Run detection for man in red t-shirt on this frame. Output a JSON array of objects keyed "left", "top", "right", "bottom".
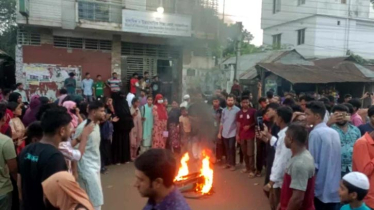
[
  {"left": 130, "top": 73, "right": 139, "bottom": 94},
  {"left": 236, "top": 96, "right": 256, "bottom": 177},
  {"left": 280, "top": 123, "right": 315, "bottom": 210}
]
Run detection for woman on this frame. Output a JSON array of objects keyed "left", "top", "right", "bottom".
[
  {"left": 0, "top": 109, "right": 13, "bottom": 137},
  {"left": 141, "top": 95, "right": 153, "bottom": 153},
  {"left": 62, "top": 101, "right": 83, "bottom": 128},
  {"left": 152, "top": 94, "right": 168, "bottom": 149},
  {"left": 112, "top": 92, "right": 134, "bottom": 164},
  {"left": 22, "top": 95, "right": 41, "bottom": 127},
  {"left": 9, "top": 92, "right": 26, "bottom": 119},
  {"left": 130, "top": 98, "right": 142, "bottom": 160},
  {"left": 42, "top": 171, "right": 94, "bottom": 210},
  {"left": 7, "top": 102, "right": 26, "bottom": 146},
  {"left": 167, "top": 100, "right": 181, "bottom": 153}
]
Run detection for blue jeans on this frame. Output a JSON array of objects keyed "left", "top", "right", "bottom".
[
  {"left": 84, "top": 95, "right": 93, "bottom": 102},
  {"left": 223, "top": 137, "right": 236, "bottom": 166},
  {"left": 0, "top": 192, "right": 12, "bottom": 210}
]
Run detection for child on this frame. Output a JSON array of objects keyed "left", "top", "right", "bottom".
[
  {"left": 7, "top": 102, "right": 25, "bottom": 146},
  {"left": 339, "top": 172, "right": 371, "bottom": 210},
  {"left": 179, "top": 107, "right": 191, "bottom": 154},
  {"left": 130, "top": 97, "right": 142, "bottom": 160},
  {"left": 141, "top": 96, "right": 153, "bottom": 153}
]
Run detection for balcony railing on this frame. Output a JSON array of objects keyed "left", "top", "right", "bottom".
[{"left": 78, "top": 1, "right": 121, "bottom": 24}]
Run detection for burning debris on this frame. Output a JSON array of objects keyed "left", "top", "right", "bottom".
[{"left": 174, "top": 151, "right": 214, "bottom": 198}]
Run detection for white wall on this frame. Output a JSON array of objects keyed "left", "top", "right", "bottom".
[{"left": 17, "top": 0, "right": 62, "bottom": 27}]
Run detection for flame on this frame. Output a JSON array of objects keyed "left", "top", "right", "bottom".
[
  {"left": 175, "top": 151, "right": 214, "bottom": 194},
  {"left": 174, "top": 153, "right": 190, "bottom": 181}
]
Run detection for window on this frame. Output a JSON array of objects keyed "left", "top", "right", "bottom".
[
  {"left": 53, "top": 36, "right": 112, "bottom": 50},
  {"left": 78, "top": 1, "right": 109, "bottom": 22},
  {"left": 298, "top": 0, "right": 306, "bottom": 5},
  {"left": 17, "top": 29, "right": 41, "bottom": 45},
  {"left": 273, "top": 0, "right": 281, "bottom": 13},
  {"left": 297, "top": 29, "right": 306, "bottom": 45},
  {"left": 341, "top": 0, "right": 347, "bottom": 4},
  {"left": 272, "top": 34, "right": 281, "bottom": 49}
]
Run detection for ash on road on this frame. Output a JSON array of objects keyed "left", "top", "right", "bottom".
[{"left": 101, "top": 163, "right": 270, "bottom": 210}]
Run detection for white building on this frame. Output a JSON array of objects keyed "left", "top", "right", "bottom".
[{"left": 262, "top": 0, "right": 374, "bottom": 59}]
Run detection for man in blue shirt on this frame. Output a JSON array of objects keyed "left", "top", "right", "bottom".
[
  {"left": 305, "top": 101, "right": 341, "bottom": 210},
  {"left": 329, "top": 105, "right": 361, "bottom": 177},
  {"left": 81, "top": 73, "right": 94, "bottom": 102},
  {"left": 358, "top": 106, "right": 374, "bottom": 136},
  {"left": 135, "top": 149, "right": 191, "bottom": 210}
]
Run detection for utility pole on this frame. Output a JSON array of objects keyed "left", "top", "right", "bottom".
[{"left": 234, "top": 21, "right": 243, "bottom": 80}]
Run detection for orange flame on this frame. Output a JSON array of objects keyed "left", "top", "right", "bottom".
[
  {"left": 199, "top": 155, "right": 213, "bottom": 194},
  {"left": 174, "top": 153, "right": 190, "bottom": 181}
]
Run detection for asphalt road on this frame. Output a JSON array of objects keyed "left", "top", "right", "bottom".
[{"left": 101, "top": 162, "right": 270, "bottom": 210}]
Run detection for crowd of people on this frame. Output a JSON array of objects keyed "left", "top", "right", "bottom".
[{"left": 2, "top": 72, "right": 374, "bottom": 210}]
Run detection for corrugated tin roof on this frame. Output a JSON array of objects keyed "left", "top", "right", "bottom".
[{"left": 257, "top": 62, "right": 371, "bottom": 84}]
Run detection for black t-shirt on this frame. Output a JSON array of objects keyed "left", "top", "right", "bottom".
[
  {"left": 151, "top": 81, "right": 161, "bottom": 95},
  {"left": 18, "top": 142, "right": 67, "bottom": 210}
]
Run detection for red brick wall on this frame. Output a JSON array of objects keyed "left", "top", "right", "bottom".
[{"left": 23, "top": 44, "right": 112, "bottom": 80}]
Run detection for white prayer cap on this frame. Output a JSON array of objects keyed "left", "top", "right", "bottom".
[
  {"left": 183, "top": 95, "right": 190, "bottom": 100},
  {"left": 342, "top": 172, "right": 370, "bottom": 190}
]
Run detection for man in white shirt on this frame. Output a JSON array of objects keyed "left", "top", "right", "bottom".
[
  {"left": 127, "top": 92, "right": 135, "bottom": 108},
  {"left": 261, "top": 106, "right": 293, "bottom": 209},
  {"left": 81, "top": 73, "right": 94, "bottom": 102},
  {"left": 13, "top": 83, "right": 28, "bottom": 104}
]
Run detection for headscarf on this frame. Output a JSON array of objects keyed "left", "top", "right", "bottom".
[
  {"left": 23, "top": 95, "right": 41, "bottom": 127},
  {"left": 9, "top": 92, "right": 21, "bottom": 103},
  {"left": 154, "top": 94, "right": 167, "bottom": 120},
  {"left": 62, "top": 101, "right": 78, "bottom": 128},
  {"left": 42, "top": 171, "right": 94, "bottom": 210},
  {"left": 0, "top": 109, "right": 13, "bottom": 135},
  {"left": 39, "top": 96, "right": 49, "bottom": 105}
]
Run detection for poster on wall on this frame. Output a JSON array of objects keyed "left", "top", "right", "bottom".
[{"left": 22, "top": 63, "right": 82, "bottom": 100}]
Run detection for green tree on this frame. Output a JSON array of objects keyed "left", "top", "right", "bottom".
[{"left": 0, "top": 0, "right": 17, "bottom": 58}]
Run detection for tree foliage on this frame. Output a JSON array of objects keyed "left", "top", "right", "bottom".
[{"left": 0, "top": 0, "right": 17, "bottom": 58}]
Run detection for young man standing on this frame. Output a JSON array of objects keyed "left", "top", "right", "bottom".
[
  {"left": 344, "top": 94, "right": 353, "bottom": 103},
  {"left": 13, "top": 83, "right": 28, "bottom": 104},
  {"left": 218, "top": 94, "right": 240, "bottom": 171},
  {"left": 144, "top": 71, "right": 150, "bottom": 87},
  {"left": 329, "top": 105, "right": 361, "bottom": 177},
  {"left": 130, "top": 73, "right": 139, "bottom": 95},
  {"left": 135, "top": 149, "right": 191, "bottom": 210},
  {"left": 306, "top": 101, "right": 341, "bottom": 210},
  {"left": 212, "top": 96, "right": 223, "bottom": 163},
  {"left": 280, "top": 123, "right": 315, "bottom": 210},
  {"left": 236, "top": 96, "right": 256, "bottom": 177},
  {"left": 141, "top": 96, "right": 153, "bottom": 153},
  {"left": 94, "top": 75, "right": 105, "bottom": 101},
  {"left": 18, "top": 107, "right": 78, "bottom": 210},
  {"left": 73, "top": 101, "right": 106, "bottom": 210},
  {"left": 107, "top": 72, "right": 122, "bottom": 95},
  {"left": 81, "top": 73, "right": 94, "bottom": 102},
  {"left": 64, "top": 72, "right": 76, "bottom": 95},
  {"left": 349, "top": 99, "right": 364, "bottom": 127},
  {"left": 150, "top": 75, "right": 161, "bottom": 98},
  {"left": 0, "top": 104, "right": 17, "bottom": 210}
]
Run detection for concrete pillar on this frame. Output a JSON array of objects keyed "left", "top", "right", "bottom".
[{"left": 111, "top": 35, "right": 121, "bottom": 76}]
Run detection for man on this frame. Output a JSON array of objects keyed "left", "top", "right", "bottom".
[
  {"left": 236, "top": 96, "right": 256, "bottom": 177},
  {"left": 64, "top": 72, "right": 76, "bottom": 95},
  {"left": 13, "top": 83, "right": 28, "bottom": 104},
  {"left": 144, "top": 71, "right": 151, "bottom": 87},
  {"left": 212, "top": 96, "right": 223, "bottom": 163},
  {"left": 358, "top": 105, "right": 374, "bottom": 135},
  {"left": 352, "top": 129, "right": 374, "bottom": 209},
  {"left": 180, "top": 94, "right": 190, "bottom": 109},
  {"left": 73, "top": 101, "right": 106, "bottom": 210},
  {"left": 329, "top": 105, "right": 361, "bottom": 177},
  {"left": 130, "top": 73, "right": 139, "bottom": 95},
  {"left": 135, "top": 149, "right": 191, "bottom": 210},
  {"left": 150, "top": 75, "right": 161, "bottom": 98},
  {"left": 262, "top": 106, "right": 293, "bottom": 209},
  {"left": 81, "top": 73, "right": 94, "bottom": 102},
  {"left": 18, "top": 107, "right": 88, "bottom": 210},
  {"left": 266, "top": 90, "right": 274, "bottom": 102},
  {"left": 349, "top": 99, "right": 364, "bottom": 127},
  {"left": 299, "top": 94, "right": 315, "bottom": 112},
  {"left": 280, "top": 123, "right": 315, "bottom": 210},
  {"left": 94, "top": 75, "right": 106, "bottom": 101},
  {"left": 230, "top": 79, "right": 241, "bottom": 96},
  {"left": 0, "top": 104, "right": 17, "bottom": 210},
  {"left": 345, "top": 94, "right": 353, "bottom": 103},
  {"left": 107, "top": 72, "right": 122, "bottom": 94},
  {"left": 218, "top": 94, "right": 240, "bottom": 171},
  {"left": 306, "top": 101, "right": 341, "bottom": 210}
]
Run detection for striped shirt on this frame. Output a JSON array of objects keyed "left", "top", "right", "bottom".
[{"left": 107, "top": 78, "right": 121, "bottom": 92}]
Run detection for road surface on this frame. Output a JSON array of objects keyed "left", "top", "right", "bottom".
[{"left": 101, "top": 163, "right": 270, "bottom": 210}]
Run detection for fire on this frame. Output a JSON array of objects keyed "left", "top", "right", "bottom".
[
  {"left": 175, "top": 151, "right": 214, "bottom": 195},
  {"left": 174, "top": 153, "right": 190, "bottom": 181}
]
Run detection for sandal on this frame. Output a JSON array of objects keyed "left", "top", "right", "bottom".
[
  {"left": 248, "top": 172, "right": 255, "bottom": 179},
  {"left": 241, "top": 169, "right": 250, "bottom": 173},
  {"left": 255, "top": 171, "right": 262, "bottom": 177}
]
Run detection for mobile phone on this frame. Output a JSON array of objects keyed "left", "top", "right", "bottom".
[
  {"left": 257, "top": 116, "right": 264, "bottom": 131},
  {"left": 85, "top": 119, "right": 92, "bottom": 127}
]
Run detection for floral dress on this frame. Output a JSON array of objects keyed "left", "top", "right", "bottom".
[{"left": 152, "top": 106, "right": 167, "bottom": 149}]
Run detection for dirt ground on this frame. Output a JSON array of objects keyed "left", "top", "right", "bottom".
[{"left": 101, "top": 162, "right": 270, "bottom": 210}]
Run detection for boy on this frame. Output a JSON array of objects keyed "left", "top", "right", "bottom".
[
  {"left": 236, "top": 96, "right": 256, "bottom": 177},
  {"left": 94, "top": 75, "right": 105, "bottom": 101},
  {"left": 179, "top": 107, "right": 191, "bottom": 154},
  {"left": 340, "top": 172, "right": 371, "bottom": 210}
]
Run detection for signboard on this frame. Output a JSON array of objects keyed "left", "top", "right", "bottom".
[
  {"left": 122, "top": 10, "right": 191, "bottom": 37},
  {"left": 19, "top": 0, "right": 30, "bottom": 17}
]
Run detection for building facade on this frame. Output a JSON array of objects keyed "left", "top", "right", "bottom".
[
  {"left": 262, "top": 0, "right": 374, "bottom": 59},
  {"left": 16, "top": 0, "right": 218, "bottom": 100}
]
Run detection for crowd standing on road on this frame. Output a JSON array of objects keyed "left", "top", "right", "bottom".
[{"left": 1, "top": 74, "right": 374, "bottom": 210}]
